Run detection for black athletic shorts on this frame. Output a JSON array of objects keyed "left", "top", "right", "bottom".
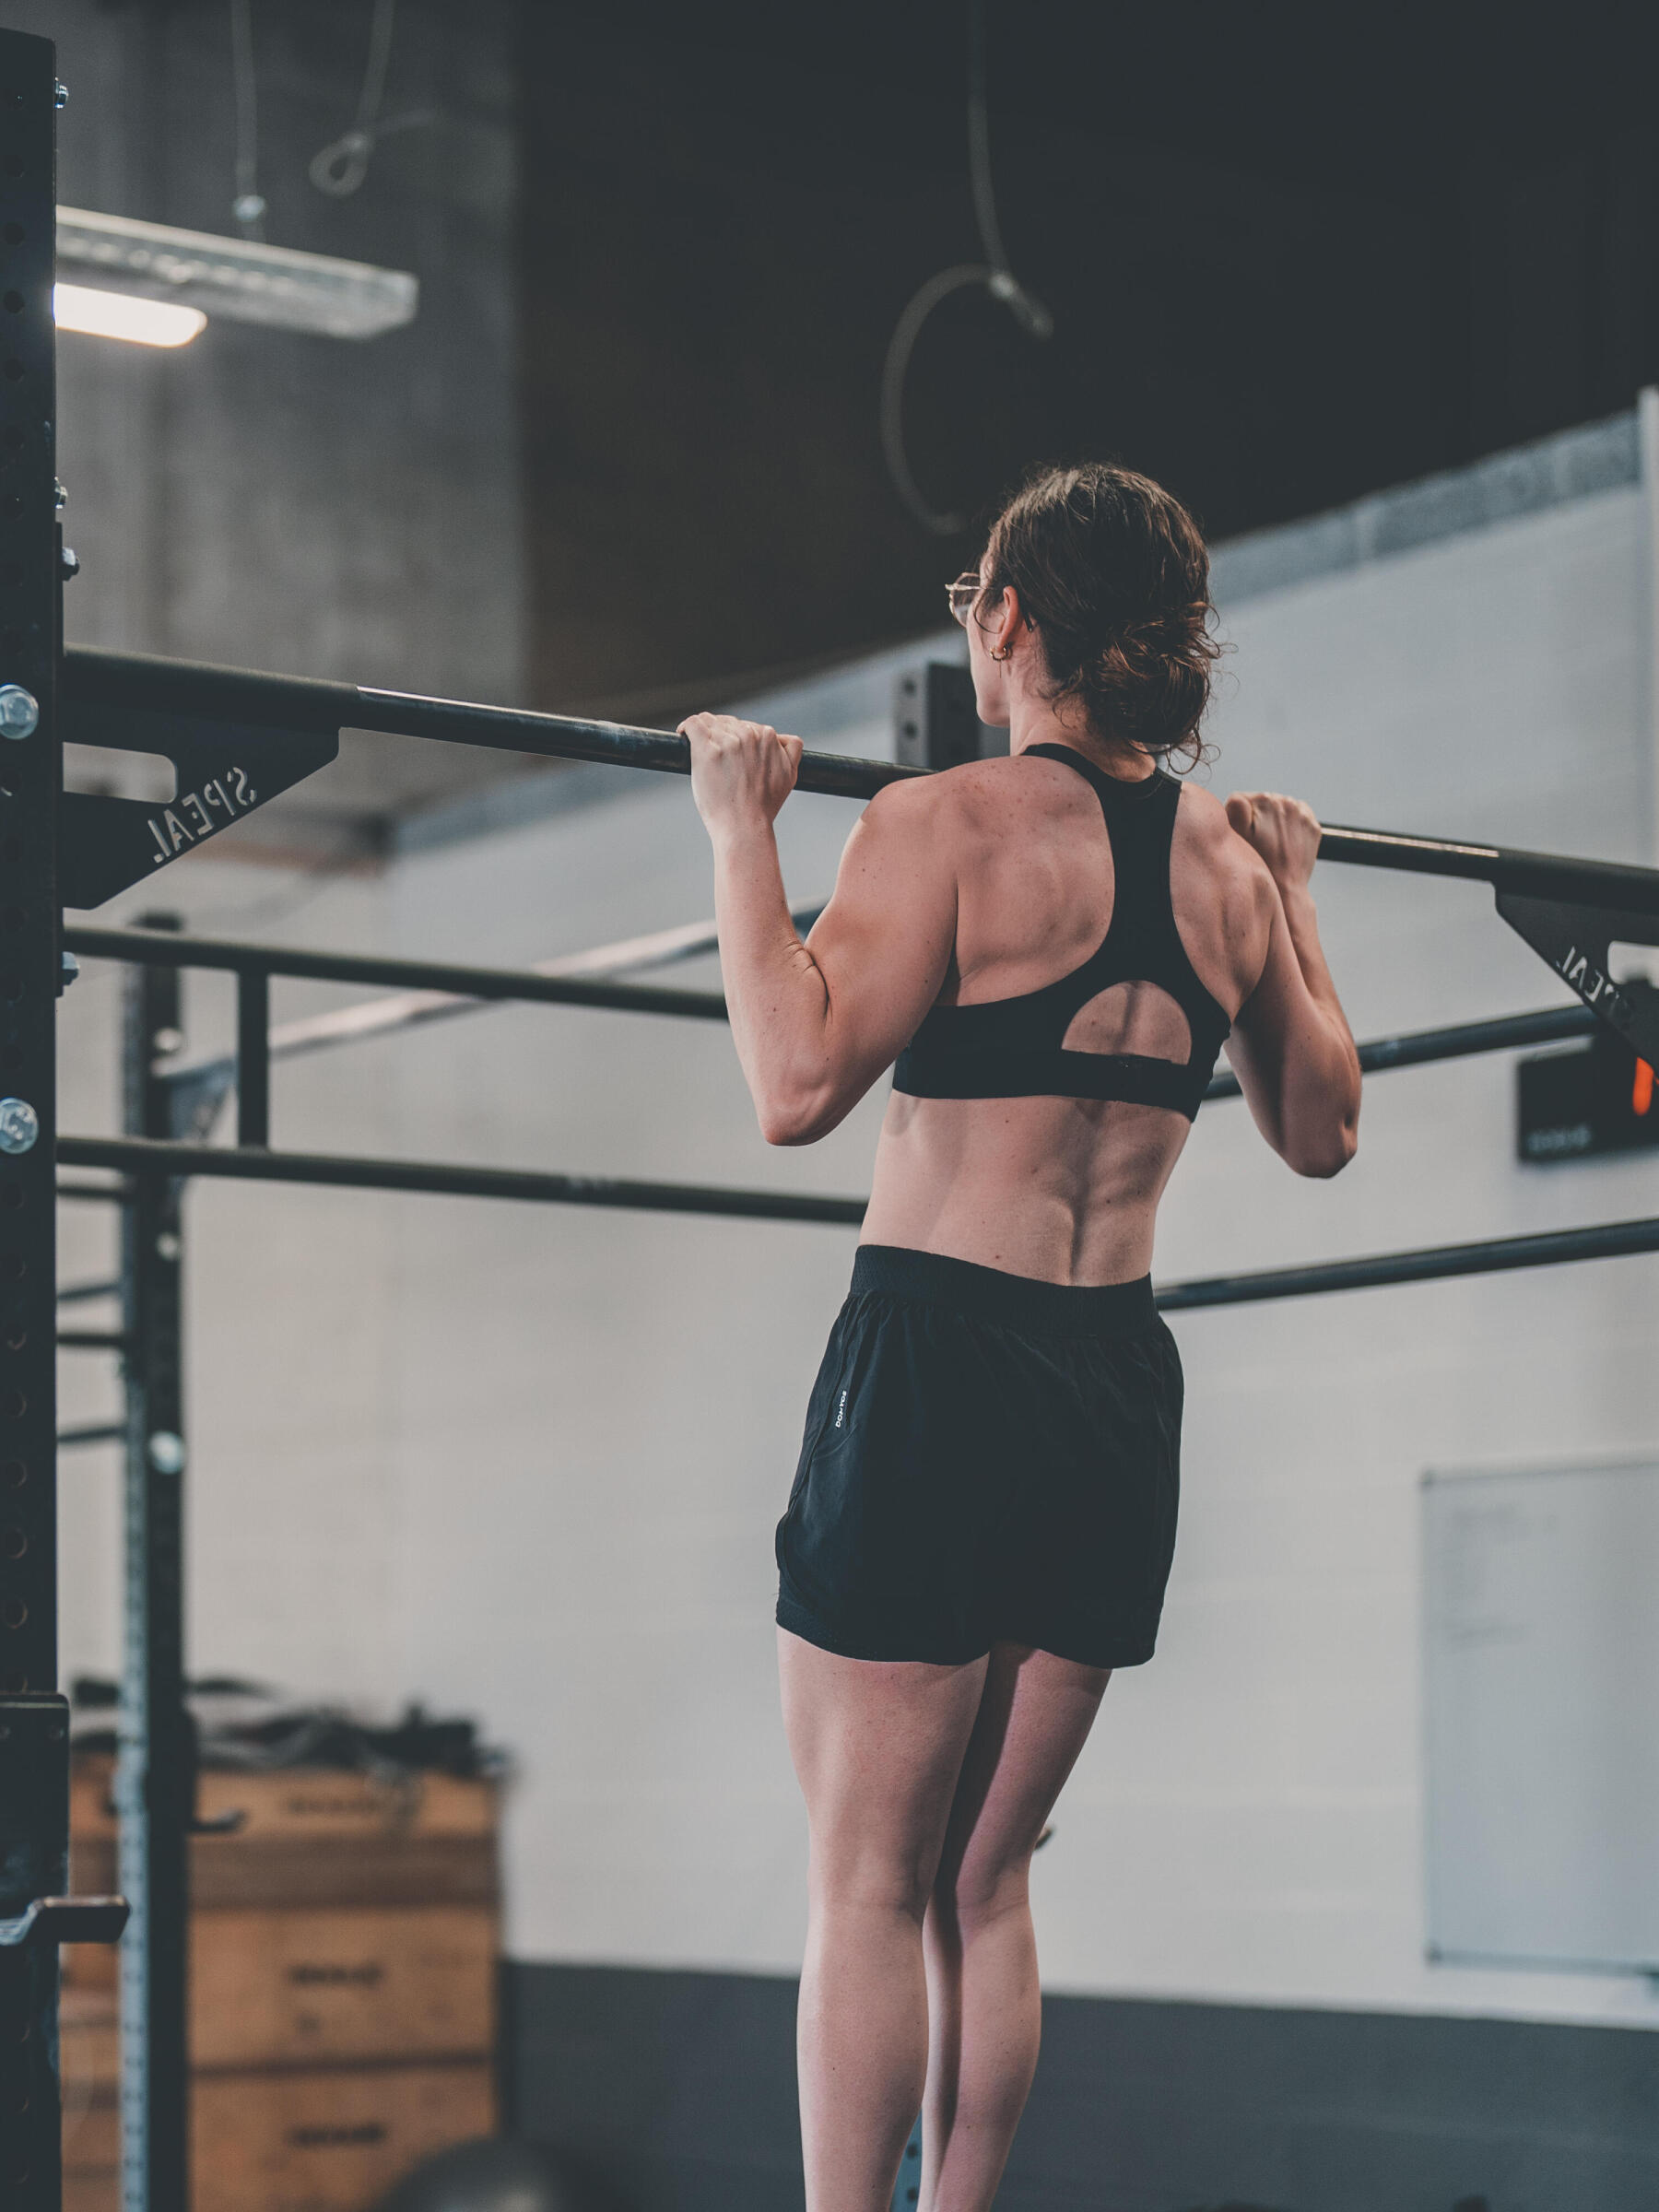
[{"left": 775, "top": 1244, "right": 1182, "bottom": 1669}]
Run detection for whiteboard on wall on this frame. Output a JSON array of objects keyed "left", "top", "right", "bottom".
[{"left": 1423, "top": 1457, "right": 1659, "bottom": 1973}]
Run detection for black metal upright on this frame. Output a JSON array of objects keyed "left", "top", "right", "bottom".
[
  {"left": 0, "top": 29, "right": 131, "bottom": 2212},
  {"left": 0, "top": 29, "right": 69, "bottom": 2212},
  {"left": 234, "top": 966, "right": 269, "bottom": 1147},
  {"left": 118, "top": 926, "right": 189, "bottom": 2212}
]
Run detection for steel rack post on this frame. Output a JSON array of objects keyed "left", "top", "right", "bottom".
[
  {"left": 117, "top": 922, "right": 190, "bottom": 2212},
  {"left": 0, "top": 30, "right": 71, "bottom": 2212},
  {"left": 234, "top": 966, "right": 270, "bottom": 1147},
  {"left": 0, "top": 31, "right": 124, "bottom": 2210}
]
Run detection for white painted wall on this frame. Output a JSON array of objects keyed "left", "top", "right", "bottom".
[
  {"left": 54, "top": 436, "right": 1659, "bottom": 2039},
  {"left": 57, "top": 853, "right": 405, "bottom": 1703},
  {"left": 1061, "top": 479, "right": 1659, "bottom": 2031}
]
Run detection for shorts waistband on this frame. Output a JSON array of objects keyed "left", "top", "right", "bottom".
[{"left": 850, "top": 1244, "right": 1159, "bottom": 1338}]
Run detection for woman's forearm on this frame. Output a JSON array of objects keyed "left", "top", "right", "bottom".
[
  {"left": 684, "top": 712, "right": 952, "bottom": 1145},
  {"left": 711, "top": 819, "right": 833, "bottom": 1141},
  {"left": 1279, "top": 885, "right": 1354, "bottom": 1048},
  {"left": 1277, "top": 882, "right": 1361, "bottom": 1163}
]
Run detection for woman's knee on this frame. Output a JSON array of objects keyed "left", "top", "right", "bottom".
[
  {"left": 931, "top": 1848, "right": 1030, "bottom": 1933},
  {"left": 810, "top": 1840, "right": 936, "bottom": 1923}
]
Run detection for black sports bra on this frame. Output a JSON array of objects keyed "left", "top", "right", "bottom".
[{"left": 892, "top": 744, "right": 1231, "bottom": 1120}]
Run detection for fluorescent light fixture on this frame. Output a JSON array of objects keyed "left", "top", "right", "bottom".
[
  {"left": 55, "top": 207, "right": 418, "bottom": 341},
  {"left": 53, "top": 282, "right": 206, "bottom": 348}
]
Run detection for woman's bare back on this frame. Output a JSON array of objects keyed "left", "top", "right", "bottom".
[{"left": 861, "top": 747, "right": 1272, "bottom": 1285}]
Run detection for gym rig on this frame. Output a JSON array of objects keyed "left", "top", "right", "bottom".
[{"left": 6, "top": 27, "right": 1659, "bottom": 2212}]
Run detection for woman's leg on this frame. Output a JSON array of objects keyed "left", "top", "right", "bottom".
[
  {"left": 920, "top": 1642, "right": 1112, "bottom": 2212},
  {"left": 778, "top": 1626, "right": 990, "bottom": 2212}
]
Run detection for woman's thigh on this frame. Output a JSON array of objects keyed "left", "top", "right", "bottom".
[
  {"left": 779, "top": 1627, "right": 990, "bottom": 1906},
  {"left": 936, "top": 1642, "right": 1112, "bottom": 1908}
]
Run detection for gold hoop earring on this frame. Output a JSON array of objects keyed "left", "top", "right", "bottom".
[{"left": 990, "top": 642, "right": 1012, "bottom": 662}]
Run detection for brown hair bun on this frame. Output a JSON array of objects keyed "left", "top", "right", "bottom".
[{"left": 981, "top": 463, "right": 1220, "bottom": 767}]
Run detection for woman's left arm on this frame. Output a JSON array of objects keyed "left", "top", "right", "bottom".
[{"left": 683, "top": 712, "right": 958, "bottom": 1146}]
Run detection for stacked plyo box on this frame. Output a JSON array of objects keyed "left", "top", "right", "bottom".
[{"left": 64, "top": 1754, "right": 500, "bottom": 2212}]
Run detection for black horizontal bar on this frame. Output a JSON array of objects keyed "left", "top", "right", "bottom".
[
  {"left": 1204, "top": 1003, "right": 1598, "bottom": 1100},
  {"left": 63, "top": 646, "right": 912, "bottom": 805},
  {"left": 0, "top": 1895, "right": 130, "bottom": 1950},
  {"left": 62, "top": 646, "right": 1659, "bottom": 911},
  {"left": 57, "top": 1423, "right": 126, "bottom": 1450},
  {"left": 1315, "top": 823, "right": 1659, "bottom": 912},
  {"left": 59, "top": 942, "right": 1617, "bottom": 1107},
  {"left": 57, "top": 1135, "right": 867, "bottom": 1228},
  {"left": 54, "top": 1139, "right": 1659, "bottom": 1309},
  {"left": 1156, "top": 1214, "right": 1659, "bottom": 1310},
  {"left": 56, "top": 1179, "right": 134, "bottom": 1205},
  {"left": 63, "top": 925, "right": 730, "bottom": 1021},
  {"left": 64, "top": 643, "right": 354, "bottom": 732},
  {"left": 57, "top": 1328, "right": 133, "bottom": 1352},
  {"left": 351, "top": 688, "right": 910, "bottom": 804},
  {"left": 238, "top": 965, "right": 271, "bottom": 1147},
  {"left": 56, "top": 1279, "right": 121, "bottom": 1304}
]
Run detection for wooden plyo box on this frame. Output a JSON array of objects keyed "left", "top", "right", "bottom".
[
  {"left": 64, "top": 2034, "right": 496, "bottom": 2212},
  {"left": 192, "top": 1905, "right": 498, "bottom": 2069},
  {"left": 61, "top": 1984, "right": 120, "bottom": 2089},
  {"left": 192, "top": 2061, "right": 496, "bottom": 2212},
  {"left": 70, "top": 1755, "right": 497, "bottom": 1844},
  {"left": 65, "top": 1906, "right": 500, "bottom": 2065},
  {"left": 62, "top": 2175, "right": 118, "bottom": 2212},
  {"left": 69, "top": 1756, "right": 500, "bottom": 1915},
  {"left": 62, "top": 1987, "right": 120, "bottom": 2212},
  {"left": 64, "top": 1755, "right": 502, "bottom": 2206}
]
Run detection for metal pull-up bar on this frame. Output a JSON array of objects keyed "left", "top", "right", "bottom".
[
  {"left": 59, "top": 643, "right": 1659, "bottom": 907},
  {"left": 59, "top": 644, "right": 1659, "bottom": 1069}
]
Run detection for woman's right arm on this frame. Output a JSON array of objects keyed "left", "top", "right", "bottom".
[{"left": 1223, "top": 793, "right": 1361, "bottom": 1178}]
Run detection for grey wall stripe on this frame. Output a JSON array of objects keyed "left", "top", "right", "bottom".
[
  {"left": 405, "top": 408, "right": 1641, "bottom": 854},
  {"left": 504, "top": 1959, "right": 1659, "bottom": 2212},
  {"left": 1209, "top": 408, "right": 1641, "bottom": 608}
]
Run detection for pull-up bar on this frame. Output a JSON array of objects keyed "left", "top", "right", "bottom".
[
  {"left": 60, "top": 644, "right": 1659, "bottom": 911},
  {"left": 59, "top": 644, "right": 1659, "bottom": 1070}
]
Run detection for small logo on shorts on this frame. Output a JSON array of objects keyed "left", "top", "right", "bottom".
[{"left": 835, "top": 1388, "right": 849, "bottom": 1429}]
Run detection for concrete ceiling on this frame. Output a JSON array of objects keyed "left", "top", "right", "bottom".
[{"left": 48, "top": 0, "right": 1659, "bottom": 869}]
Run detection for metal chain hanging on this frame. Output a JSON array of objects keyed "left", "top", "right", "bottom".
[
  {"left": 229, "top": 0, "right": 265, "bottom": 236},
  {"left": 309, "top": 0, "right": 429, "bottom": 199}
]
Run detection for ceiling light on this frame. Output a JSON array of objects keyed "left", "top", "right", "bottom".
[
  {"left": 55, "top": 207, "right": 418, "bottom": 342},
  {"left": 53, "top": 283, "right": 206, "bottom": 348}
]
